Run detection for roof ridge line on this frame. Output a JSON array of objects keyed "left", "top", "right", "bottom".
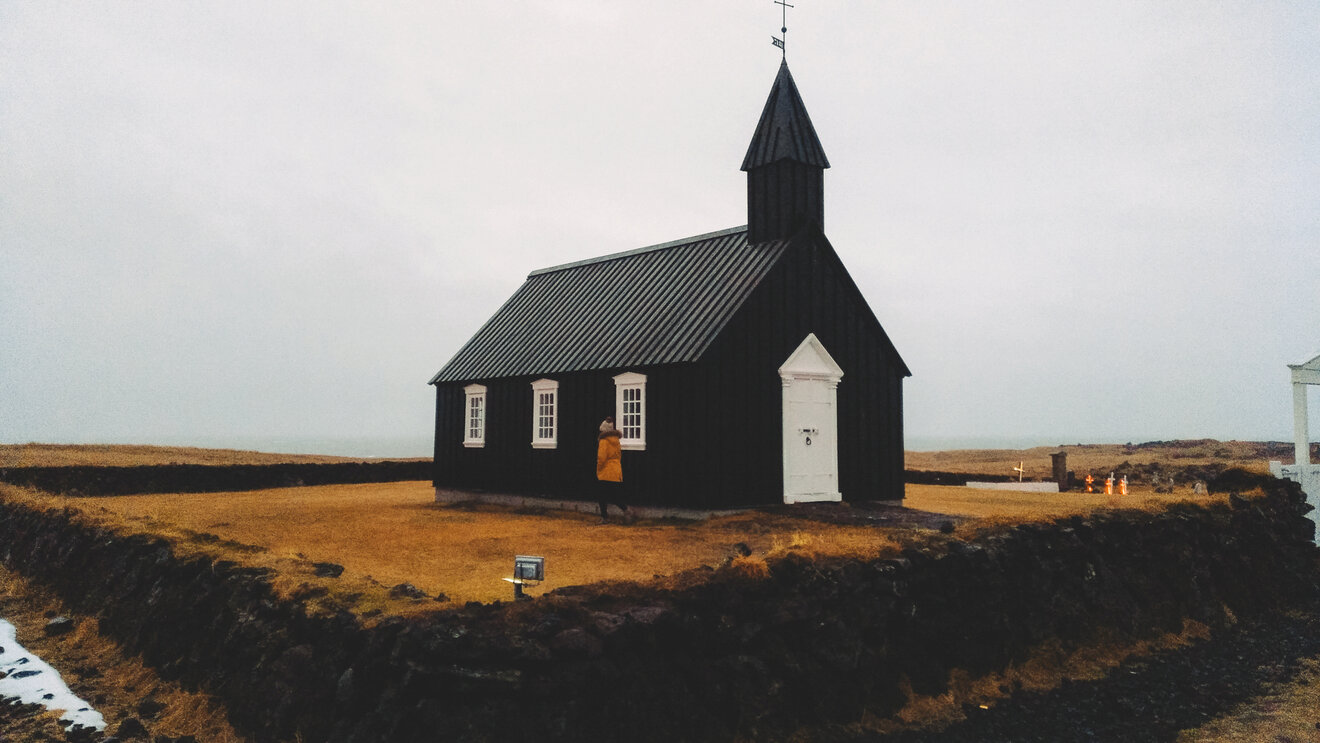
[{"left": 527, "top": 225, "right": 748, "bottom": 277}]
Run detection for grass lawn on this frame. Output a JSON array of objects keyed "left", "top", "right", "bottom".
[
  {"left": 906, "top": 484, "right": 1227, "bottom": 521},
  {"left": 8, "top": 482, "right": 899, "bottom": 607}
]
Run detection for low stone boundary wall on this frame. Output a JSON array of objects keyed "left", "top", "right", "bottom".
[
  {"left": 905, "top": 469, "right": 1013, "bottom": 486},
  {"left": 0, "top": 481, "right": 1315, "bottom": 742},
  {"left": 434, "top": 487, "right": 747, "bottom": 520},
  {"left": 966, "top": 481, "right": 1061, "bottom": 492},
  {"left": 0, "top": 460, "right": 431, "bottom": 496}
]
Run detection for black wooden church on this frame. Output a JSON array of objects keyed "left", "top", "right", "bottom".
[{"left": 429, "top": 61, "right": 910, "bottom": 509}]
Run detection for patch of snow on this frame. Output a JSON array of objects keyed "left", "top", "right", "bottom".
[{"left": 0, "top": 618, "right": 106, "bottom": 732}]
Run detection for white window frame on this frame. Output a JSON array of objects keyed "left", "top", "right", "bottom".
[
  {"left": 613, "top": 372, "right": 647, "bottom": 451},
  {"left": 462, "top": 384, "right": 487, "bottom": 448},
  {"left": 530, "top": 378, "right": 559, "bottom": 449}
]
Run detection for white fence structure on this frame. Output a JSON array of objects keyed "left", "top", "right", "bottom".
[{"left": 1269, "top": 351, "right": 1320, "bottom": 544}]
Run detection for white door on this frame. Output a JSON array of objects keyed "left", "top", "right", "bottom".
[{"left": 779, "top": 334, "right": 843, "bottom": 503}]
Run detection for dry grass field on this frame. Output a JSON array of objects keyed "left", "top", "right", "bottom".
[
  {"left": 3, "top": 482, "right": 912, "bottom": 609},
  {"left": 905, "top": 440, "right": 1293, "bottom": 480},
  {"left": 0, "top": 440, "right": 1260, "bottom": 610},
  {"left": 907, "top": 485, "right": 1227, "bottom": 523}
]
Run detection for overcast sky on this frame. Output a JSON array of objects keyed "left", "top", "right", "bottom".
[{"left": 2, "top": 2, "right": 1317, "bottom": 456}]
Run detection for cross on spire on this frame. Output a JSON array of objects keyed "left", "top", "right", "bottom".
[{"left": 772, "top": 0, "right": 793, "bottom": 57}]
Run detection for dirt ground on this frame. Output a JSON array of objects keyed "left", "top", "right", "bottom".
[
  {"left": 0, "top": 564, "right": 244, "bottom": 742},
  {"left": 859, "top": 603, "right": 1320, "bottom": 742},
  {"left": 1180, "top": 653, "right": 1320, "bottom": 742}
]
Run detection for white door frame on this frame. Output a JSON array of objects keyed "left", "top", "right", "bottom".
[{"left": 779, "top": 333, "right": 844, "bottom": 504}]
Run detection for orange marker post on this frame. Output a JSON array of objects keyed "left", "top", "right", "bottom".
[
  {"left": 1119, "top": 476, "right": 1128, "bottom": 496},
  {"left": 1105, "top": 474, "right": 1114, "bottom": 495},
  {"left": 1085, "top": 474, "right": 1094, "bottom": 493}
]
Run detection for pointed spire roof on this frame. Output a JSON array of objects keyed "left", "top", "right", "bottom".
[{"left": 741, "top": 61, "right": 830, "bottom": 172}]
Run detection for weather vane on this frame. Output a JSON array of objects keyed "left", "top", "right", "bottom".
[{"left": 772, "top": 0, "right": 793, "bottom": 57}]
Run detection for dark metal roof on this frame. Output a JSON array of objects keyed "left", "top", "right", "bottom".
[
  {"left": 741, "top": 61, "right": 830, "bottom": 171},
  {"left": 430, "top": 226, "right": 789, "bottom": 383}
]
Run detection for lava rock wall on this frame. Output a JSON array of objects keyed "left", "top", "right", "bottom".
[
  {"left": 904, "top": 469, "right": 1014, "bottom": 485},
  {"left": 0, "top": 461, "right": 431, "bottom": 496},
  {"left": 0, "top": 482, "right": 1315, "bottom": 742}
]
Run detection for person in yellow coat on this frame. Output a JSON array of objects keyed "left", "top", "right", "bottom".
[{"left": 596, "top": 417, "right": 630, "bottom": 523}]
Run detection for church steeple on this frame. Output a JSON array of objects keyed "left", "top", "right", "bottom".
[{"left": 741, "top": 60, "right": 830, "bottom": 244}]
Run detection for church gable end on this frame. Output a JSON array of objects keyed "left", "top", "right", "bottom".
[{"left": 681, "top": 230, "right": 908, "bottom": 503}]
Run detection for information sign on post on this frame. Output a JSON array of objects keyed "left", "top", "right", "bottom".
[{"left": 503, "top": 555, "right": 545, "bottom": 600}]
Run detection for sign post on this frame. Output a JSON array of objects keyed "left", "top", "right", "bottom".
[{"left": 502, "top": 555, "right": 545, "bottom": 601}]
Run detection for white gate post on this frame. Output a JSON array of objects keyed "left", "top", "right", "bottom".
[
  {"left": 1294, "top": 382, "right": 1311, "bottom": 468},
  {"left": 1284, "top": 355, "right": 1320, "bottom": 543}
]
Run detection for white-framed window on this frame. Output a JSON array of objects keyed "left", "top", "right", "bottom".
[
  {"left": 531, "top": 378, "right": 558, "bottom": 449},
  {"left": 463, "top": 384, "right": 487, "bottom": 447},
  {"left": 613, "top": 372, "right": 646, "bottom": 451}
]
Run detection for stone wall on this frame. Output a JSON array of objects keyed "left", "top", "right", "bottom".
[
  {"left": 904, "top": 469, "right": 1014, "bottom": 485},
  {"left": 0, "top": 461, "right": 431, "bottom": 496},
  {"left": 0, "top": 481, "right": 1314, "bottom": 742}
]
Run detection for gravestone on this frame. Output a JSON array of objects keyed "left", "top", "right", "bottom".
[{"left": 1051, "top": 452, "right": 1068, "bottom": 490}]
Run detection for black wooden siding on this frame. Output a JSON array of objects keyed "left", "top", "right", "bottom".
[
  {"left": 747, "top": 160, "right": 824, "bottom": 245},
  {"left": 674, "top": 228, "right": 905, "bottom": 505},
  {"left": 434, "top": 368, "right": 678, "bottom": 504},
  {"left": 433, "top": 228, "right": 906, "bottom": 508}
]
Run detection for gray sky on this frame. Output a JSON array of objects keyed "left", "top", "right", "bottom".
[{"left": 2, "top": 2, "right": 1318, "bottom": 455}]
